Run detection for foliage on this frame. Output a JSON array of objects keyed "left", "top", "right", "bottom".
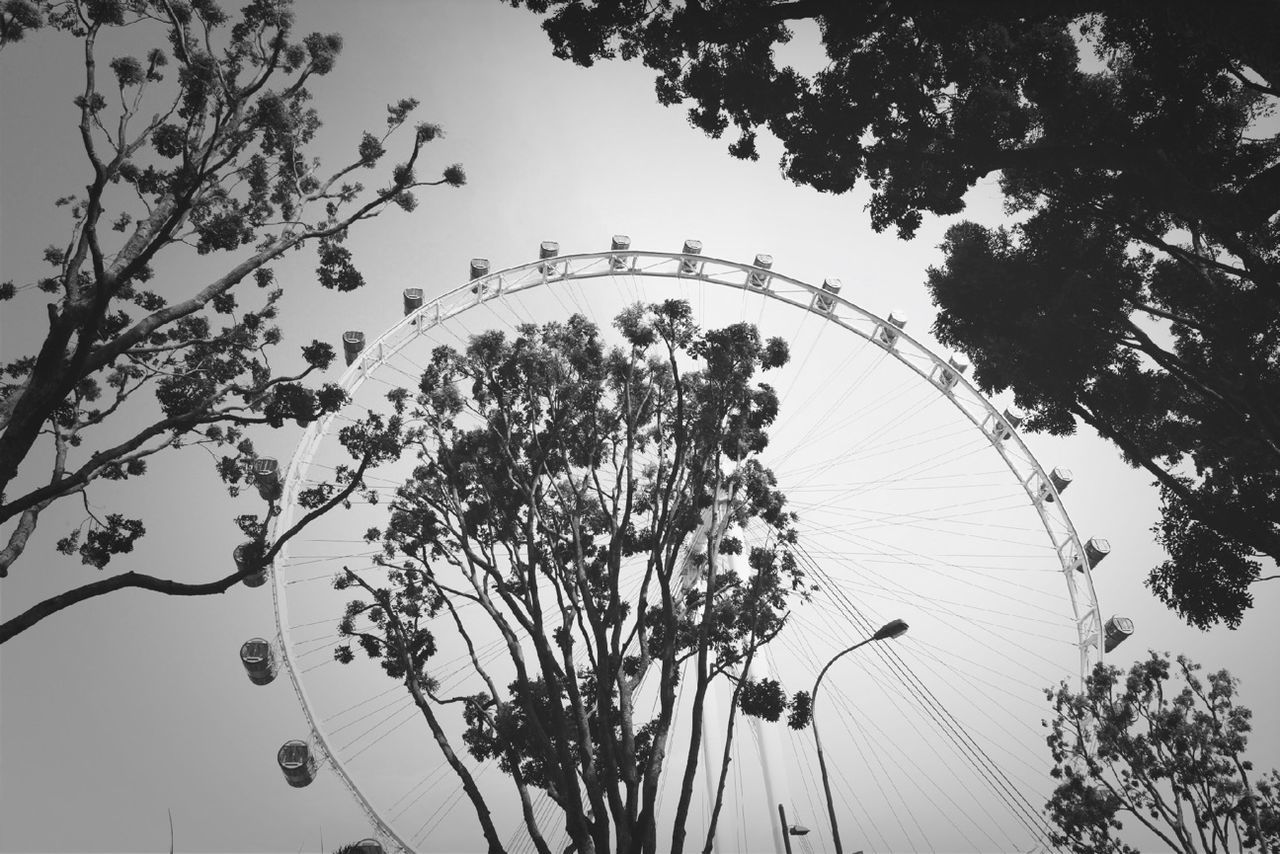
[
  {"left": 507, "top": 0, "right": 1280, "bottom": 628},
  {"left": 335, "top": 302, "right": 810, "bottom": 854},
  {"left": 0, "top": 0, "right": 464, "bottom": 644},
  {"left": 1045, "top": 651, "right": 1280, "bottom": 853}
]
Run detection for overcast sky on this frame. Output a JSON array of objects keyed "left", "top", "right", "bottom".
[{"left": 2, "top": 2, "right": 1278, "bottom": 853}]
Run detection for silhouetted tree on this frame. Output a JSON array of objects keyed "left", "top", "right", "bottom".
[
  {"left": 0, "top": 0, "right": 464, "bottom": 643},
  {"left": 1045, "top": 652, "right": 1280, "bottom": 853},
  {"left": 506, "top": 0, "right": 1280, "bottom": 627},
  {"left": 335, "top": 302, "right": 811, "bottom": 854}
]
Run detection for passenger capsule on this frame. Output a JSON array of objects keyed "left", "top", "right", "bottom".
[
  {"left": 747, "top": 253, "right": 773, "bottom": 289},
  {"left": 990, "top": 407, "right": 1023, "bottom": 443},
  {"left": 679, "top": 239, "right": 703, "bottom": 275},
  {"left": 1038, "top": 466, "right": 1073, "bottom": 502},
  {"left": 342, "top": 330, "right": 365, "bottom": 366},
  {"left": 353, "top": 840, "right": 385, "bottom": 854},
  {"left": 814, "top": 278, "right": 842, "bottom": 313},
  {"left": 935, "top": 352, "right": 969, "bottom": 391},
  {"left": 469, "top": 258, "right": 491, "bottom": 294},
  {"left": 1104, "top": 615, "right": 1134, "bottom": 653},
  {"left": 233, "top": 542, "right": 268, "bottom": 588},
  {"left": 402, "top": 288, "right": 424, "bottom": 316},
  {"left": 877, "top": 310, "right": 907, "bottom": 347},
  {"left": 538, "top": 242, "right": 560, "bottom": 275},
  {"left": 277, "top": 739, "right": 317, "bottom": 787},
  {"left": 239, "top": 637, "right": 277, "bottom": 685},
  {"left": 251, "top": 457, "right": 281, "bottom": 501},
  {"left": 609, "top": 235, "right": 631, "bottom": 270},
  {"left": 1084, "top": 537, "right": 1111, "bottom": 568}
]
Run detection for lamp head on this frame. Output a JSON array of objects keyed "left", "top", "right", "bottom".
[{"left": 873, "top": 618, "right": 909, "bottom": 640}]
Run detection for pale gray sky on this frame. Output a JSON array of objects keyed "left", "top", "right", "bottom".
[{"left": 2, "top": 2, "right": 1277, "bottom": 853}]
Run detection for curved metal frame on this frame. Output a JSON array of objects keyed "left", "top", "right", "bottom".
[{"left": 265, "top": 249, "right": 1104, "bottom": 852}]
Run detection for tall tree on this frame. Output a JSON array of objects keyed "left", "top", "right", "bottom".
[
  {"left": 1045, "top": 652, "right": 1280, "bottom": 854},
  {"left": 504, "top": 0, "right": 1280, "bottom": 628},
  {"left": 334, "top": 303, "right": 813, "bottom": 854},
  {"left": 0, "top": 0, "right": 464, "bottom": 643}
]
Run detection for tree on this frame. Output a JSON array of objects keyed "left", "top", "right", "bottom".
[
  {"left": 504, "top": 0, "right": 1280, "bottom": 628},
  {"left": 0, "top": 0, "right": 464, "bottom": 644},
  {"left": 1045, "top": 652, "right": 1280, "bottom": 853},
  {"left": 334, "top": 302, "right": 813, "bottom": 854}
]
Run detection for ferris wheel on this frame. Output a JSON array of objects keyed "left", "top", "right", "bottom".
[{"left": 238, "top": 239, "right": 1136, "bottom": 854}]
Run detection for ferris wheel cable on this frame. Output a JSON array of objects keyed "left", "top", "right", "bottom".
[
  {"left": 813, "top": 559, "right": 1073, "bottom": 626},
  {"left": 286, "top": 558, "right": 384, "bottom": 582},
  {"left": 783, "top": 715, "right": 887, "bottom": 854},
  {"left": 780, "top": 372, "right": 940, "bottom": 463},
  {"left": 799, "top": 495, "right": 1052, "bottom": 539},
  {"left": 328, "top": 693, "right": 416, "bottom": 736},
  {"left": 367, "top": 359, "right": 423, "bottom": 387},
  {"left": 387, "top": 767, "right": 442, "bottom": 816},
  {"left": 389, "top": 760, "right": 454, "bottom": 820},
  {"left": 773, "top": 319, "right": 829, "bottom": 421},
  {"left": 766, "top": 332, "right": 880, "bottom": 457},
  {"left": 810, "top": 535, "right": 1071, "bottom": 629},
  {"left": 811, "top": 578, "right": 1076, "bottom": 642},
  {"left": 295, "top": 637, "right": 342, "bottom": 659},
  {"left": 804, "top": 551, "right": 1059, "bottom": 716},
  {"left": 802, "top": 380, "right": 955, "bottom": 451},
  {"left": 479, "top": 294, "right": 528, "bottom": 336},
  {"left": 775, "top": 631, "right": 942, "bottom": 852},
  {"left": 814, "top": 453, "right": 1003, "bottom": 522},
  {"left": 821, "top": 575, "right": 1073, "bottom": 668},
  {"left": 783, "top": 420, "right": 979, "bottom": 487},
  {"left": 815, "top": 526, "right": 1065, "bottom": 610},
  {"left": 824, "top": 692, "right": 922, "bottom": 854},
  {"left": 836, "top": 647, "right": 1051, "bottom": 851},
  {"left": 830, "top": 716, "right": 932, "bottom": 854},
  {"left": 303, "top": 462, "right": 406, "bottom": 489},
  {"left": 771, "top": 380, "right": 935, "bottom": 484},
  {"left": 788, "top": 491, "right": 1026, "bottom": 534},
  {"left": 784, "top": 386, "right": 945, "bottom": 481},
  {"left": 799, "top": 545, "right": 1061, "bottom": 576},
  {"left": 292, "top": 615, "right": 346, "bottom": 630},
  {"left": 326, "top": 684, "right": 406, "bottom": 724},
  {"left": 820, "top": 663, "right": 1008, "bottom": 853},
  {"left": 410, "top": 757, "right": 492, "bottom": 845},
  {"left": 813, "top": 581, "right": 1059, "bottom": 848},
  {"left": 814, "top": 484, "right": 1038, "bottom": 524},
  {"left": 289, "top": 565, "right": 383, "bottom": 586},
  {"left": 816, "top": 442, "right": 998, "bottom": 508},
  {"left": 797, "top": 556, "right": 1056, "bottom": 839},
  {"left": 782, "top": 473, "right": 1009, "bottom": 492},
  {"left": 343, "top": 704, "right": 421, "bottom": 760},
  {"left": 812, "top": 619, "right": 1057, "bottom": 787},
  {"left": 286, "top": 552, "right": 383, "bottom": 564}
]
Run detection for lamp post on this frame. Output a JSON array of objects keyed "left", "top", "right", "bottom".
[{"left": 810, "top": 618, "right": 909, "bottom": 854}]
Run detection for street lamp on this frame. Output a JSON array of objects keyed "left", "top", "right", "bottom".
[{"left": 811, "top": 618, "right": 909, "bottom": 854}]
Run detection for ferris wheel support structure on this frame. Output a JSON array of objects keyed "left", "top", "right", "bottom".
[{"left": 259, "top": 248, "right": 1110, "bottom": 853}]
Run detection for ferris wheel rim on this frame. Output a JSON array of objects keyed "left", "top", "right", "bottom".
[{"left": 263, "top": 247, "right": 1104, "bottom": 852}]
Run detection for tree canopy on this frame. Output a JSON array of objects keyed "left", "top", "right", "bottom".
[
  {"left": 1045, "top": 651, "right": 1280, "bottom": 853},
  {"left": 506, "top": 0, "right": 1280, "bottom": 628},
  {"left": 334, "top": 302, "right": 812, "bottom": 854},
  {"left": 0, "top": 0, "right": 464, "bottom": 643}
]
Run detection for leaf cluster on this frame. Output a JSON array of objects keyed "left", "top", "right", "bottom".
[
  {"left": 1045, "top": 651, "right": 1280, "bottom": 853},
  {"left": 0, "top": 0, "right": 463, "bottom": 640}
]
